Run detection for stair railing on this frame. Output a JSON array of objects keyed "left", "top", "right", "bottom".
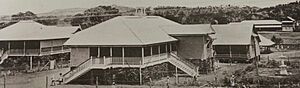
[
  {"left": 169, "top": 53, "right": 198, "bottom": 75},
  {"left": 63, "top": 58, "right": 93, "bottom": 82}
]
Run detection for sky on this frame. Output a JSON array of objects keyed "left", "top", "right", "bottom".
[{"left": 0, "top": 0, "right": 298, "bottom": 15}]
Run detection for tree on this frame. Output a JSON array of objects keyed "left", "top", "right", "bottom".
[
  {"left": 11, "top": 11, "right": 37, "bottom": 20},
  {"left": 271, "top": 35, "right": 283, "bottom": 44}
]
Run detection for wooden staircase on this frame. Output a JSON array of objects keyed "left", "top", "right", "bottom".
[
  {"left": 63, "top": 53, "right": 199, "bottom": 84},
  {"left": 0, "top": 50, "right": 9, "bottom": 64},
  {"left": 169, "top": 53, "right": 199, "bottom": 77}
]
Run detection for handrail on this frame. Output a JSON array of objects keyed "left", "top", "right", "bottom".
[
  {"left": 169, "top": 53, "right": 198, "bottom": 75},
  {"left": 63, "top": 58, "right": 92, "bottom": 77},
  {"left": 124, "top": 60, "right": 132, "bottom": 68},
  {"left": 63, "top": 58, "right": 94, "bottom": 83},
  {"left": 0, "top": 50, "right": 8, "bottom": 64},
  {"left": 170, "top": 53, "right": 197, "bottom": 70},
  {"left": 168, "top": 57, "right": 197, "bottom": 76}
]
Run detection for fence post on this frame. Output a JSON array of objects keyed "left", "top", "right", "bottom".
[
  {"left": 3, "top": 74, "right": 6, "bottom": 88},
  {"left": 96, "top": 77, "right": 98, "bottom": 88},
  {"left": 139, "top": 61, "right": 142, "bottom": 85},
  {"left": 46, "top": 76, "right": 48, "bottom": 88},
  {"left": 175, "top": 66, "right": 178, "bottom": 85}
]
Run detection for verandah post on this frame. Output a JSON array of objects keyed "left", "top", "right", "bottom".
[
  {"left": 229, "top": 45, "right": 232, "bottom": 65},
  {"left": 110, "top": 47, "right": 112, "bottom": 64},
  {"left": 98, "top": 47, "right": 101, "bottom": 64},
  {"left": 158, "top": 45, "right": 160, "bottom": 57},
  {"left": 103, "top": 56, "right": 106, "bottom": 65},
  {"left": 30, "top": 56, "right": 33, "bottom": 71},
  {"left": 139, "top": 61, "right": 142, "bottom": 85},
  {"left": 24, "top": 41, "right": 26, "bottom": 56},
  {"left": 175, "top": 66, "right": 178, "bottom": 85},
  {"left": 122, "top": 47, "right": 125, "bottom": 65},
  {"left": 142, "top": 47, "right": 144, "bottom": 65},
  {"left": 170, "top": 43, "right": 172, "bottom": 53}
]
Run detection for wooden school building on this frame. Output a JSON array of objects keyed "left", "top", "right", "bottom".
[
  {"left": 63, "top": 16, "right": 216, "bottom": 84},
  {"left": 212, "top": 23, "right": 261, "bottom": 62},
  {"left": 0, "top": 20, "right": 79, "bottom": 70}
]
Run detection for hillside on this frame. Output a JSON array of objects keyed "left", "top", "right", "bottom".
[
  {"left": 37, "top": 8, "right": 87, "bottom": 16},
  {"left": 111, "top": 5, "right": 135, "bottom": 12},
  {"left": 149, "top": 1, "right": 300, "bottom": 24}
]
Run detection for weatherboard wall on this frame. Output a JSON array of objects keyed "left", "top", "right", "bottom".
[
  {"left": 175, "top": 35, "right": 209, "bottom": 60},
  {"left": 70, "top": 47, "right": 90, "bottom": 67}
]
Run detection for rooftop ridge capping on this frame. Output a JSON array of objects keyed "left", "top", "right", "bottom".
[{"left": 120, "top": 18, "right": 144, "bottom": 44}]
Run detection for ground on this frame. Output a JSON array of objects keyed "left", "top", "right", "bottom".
[
  {"left": 6, "top": 49, "right": 300, "bottom": 88},
  {"left": 0, "top": 62, "right": 251, "bottom": 88}
]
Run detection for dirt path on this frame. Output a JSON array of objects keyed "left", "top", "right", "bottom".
[
  {"left": 0, "top": 63, "right": 251, "bottom": 88},
  {"left": 0, "top": 68, "right": 68, "bottom": 88}
]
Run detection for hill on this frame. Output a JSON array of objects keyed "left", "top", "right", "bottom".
[
  {"left": 111, "top": 5, "right": 135, "bottom": 12},
  {"left": 37, "top": 8, "right": 87, "bottom": 16}
]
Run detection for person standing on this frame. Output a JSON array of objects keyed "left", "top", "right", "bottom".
[
  {"left": 166, "top": 76, "right": 170, "bottom": 88},
  {"left": 58, "top": 73, "right": 63, "bottom": 85}
]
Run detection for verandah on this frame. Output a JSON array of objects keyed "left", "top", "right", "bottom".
[{"left": 89, "top": 43, "right": 177, "bottom": 65}]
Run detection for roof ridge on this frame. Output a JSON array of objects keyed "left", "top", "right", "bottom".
[{"left": 120, "top": 18, "right": 144, "bottom": 44}]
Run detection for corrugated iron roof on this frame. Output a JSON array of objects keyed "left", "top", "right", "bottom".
[
  {"left": 259, "top": 34, "right": 275, "bottom": 46},
  {"left": 64, "top": 16, "right": 179, "bottom": 46},
  {"left": 0, "top": 20, "right": 79, "bottom": 41},
  {"left": 160, "top": 24, "right": 215, "bottom": 35},
  {"left": 241, "top": 20, "right": 282, "bottom": 25},
  {"left": 212, "top": 23, "right": 254, "bottom": 45}
]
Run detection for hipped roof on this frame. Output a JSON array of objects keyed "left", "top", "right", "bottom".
[
  {"left": 259, "top": 34, "right": 275, "bottom": 46},
  {"left": 64, "top": 16, "right": 179, "bottom": 46},
  {"left": 0, "top": 20, "right": 79, "bottom": 41},
  {"left": 212, "top": 23, "right": 254, "bottom": 45},
  {"left": 241, "top": 20, "right": 282, "bottom": 25}
]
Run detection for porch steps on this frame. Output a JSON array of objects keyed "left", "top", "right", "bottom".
[
  {"left": 63, "top": 54, "right": 199, "bottom": 84},
  {"left": 169, "top": 53, "right": 199, "bottom": 77},
  {"left": 0, "top": 50, "right": 9, "bottom": 64}
]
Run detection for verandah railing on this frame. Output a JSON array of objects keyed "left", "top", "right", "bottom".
[
  {"left": 214, "top": 54, "right": 250, "bottom": 58},
  {"left": 8, "top": 49, "right": 24, "bottom": 55},
  {"left": 63, "top": 53, "right": 170, "bottom": 83}
]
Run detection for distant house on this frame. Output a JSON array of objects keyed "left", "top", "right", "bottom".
[
  {"left": 282, "top": 17, "right": 298, "bottom": 32},
  {"left": 212, "top": 23, "right": 261, "bottom": 62},
  {"left": 241, "top": 20, "right": 282, "bottom": 32},
  {"left": 259, "top": 32, "right": 300, "bottom": 51},
  {"left": 63, "top": 16, "right": 215, "bottom": 84},
  {"left": 0, "top": 20, "right": 79, "bottom": 69}
]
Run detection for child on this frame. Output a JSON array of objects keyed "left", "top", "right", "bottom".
[{"left": 58, "top": 73, "right": 63, "bottom": 85}]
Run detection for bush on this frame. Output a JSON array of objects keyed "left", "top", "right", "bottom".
[
  {"left": 245, "top": 65, "right": 256, "bottom": 72},
  {"left": 266, "top": 60, "right": 280, "bottom": 68}
]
